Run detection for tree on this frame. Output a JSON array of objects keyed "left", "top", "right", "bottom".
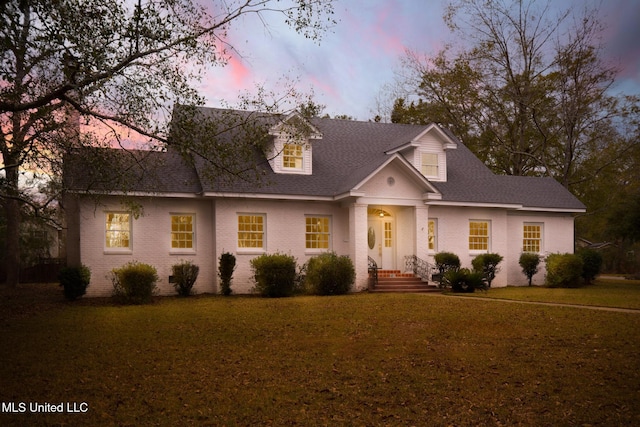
[
  {"left": 393, "top": 0, "right": 638, "bottom": 189},
  {"left": 0, "top": 0, "right": 335, "bottom": 286},
  {"left": 519, "top": 252, "right": 541, "bottom": 286},
  {"left": 471, "top": 252, "right": 503, "bottom": 288}
]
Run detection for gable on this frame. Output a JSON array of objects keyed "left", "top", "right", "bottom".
[
  {"left": 386, "top": 123, "right": 458, "bottom": 182},
  {"left": 352, "top": 155, "right": 440, "bottom": 202}
]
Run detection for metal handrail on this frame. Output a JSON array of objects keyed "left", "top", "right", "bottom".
[
  {"left": 368, "top": 256, "right": 379, "bottom": 288},
  {"left": 403, "top": 255, "right": 436, "bottom": 283}
]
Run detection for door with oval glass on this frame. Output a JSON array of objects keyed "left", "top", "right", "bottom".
[{"left": 367, "top": 210, "right": 395, "bottom": 270}]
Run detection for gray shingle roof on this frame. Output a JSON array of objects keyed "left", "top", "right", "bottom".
[{"left": 65, "top": 107, "right": 585, "bottom": 212}]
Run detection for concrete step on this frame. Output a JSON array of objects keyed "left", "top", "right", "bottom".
[{"left": 371, "top": 272, "right": 441, "bottom": 293}]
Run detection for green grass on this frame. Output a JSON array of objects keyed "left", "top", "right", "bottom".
[
  {"left": 1, "top": 283, "right": 639, "bottom": 426},
  {"left": 460, "top": 277, "right": 640, "bottom": 309}
]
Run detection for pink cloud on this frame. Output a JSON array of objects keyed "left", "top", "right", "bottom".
[{"left": 226, "top": 54, "right": 251, "bottom": 87}]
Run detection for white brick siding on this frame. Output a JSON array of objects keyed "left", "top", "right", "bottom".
[{"left": 78, "top": 196, "right": 215, "bottom": 297}]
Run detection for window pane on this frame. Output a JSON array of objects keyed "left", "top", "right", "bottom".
[
  {"left": 421, "top": 153, "right": 438, "bottom": 176},
  {"left": 384, "top": 222, "right": 392, "bottom": 248},
  {"left": 171, "top": 215, "right": 194, "bottom": 249},
  {"left": 106, "top": 213, "right": 130, "bottom": 248},
  {"left": 306, "top": 216, "right": 330, "bottom": 249},
  {"left": 523, "top": 224, "right": 541, "bottom": 252},
  {"left": 238, "top": 215, "right": 265, "bottom": 249},
  {"left": 469, "top": 221, "right": 489, "bottom": 251},
  {"left": 283, "top": 144, "right": 303, "bottom": 169},
  {"left": 428, "top": 219, "right": 436, "bottom": 251}
]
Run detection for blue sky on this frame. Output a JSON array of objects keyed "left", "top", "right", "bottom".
[{"left": 199, "top": 0, "right": 640, "bottom": 121}]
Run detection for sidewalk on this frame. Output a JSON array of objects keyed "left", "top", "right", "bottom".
[{"left": 441, "top": 294, "right": 640, "bottom": 314}]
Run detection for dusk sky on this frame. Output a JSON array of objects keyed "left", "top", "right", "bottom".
[{"left": 199, "top": 0, "right": 640, "bottom": 121}]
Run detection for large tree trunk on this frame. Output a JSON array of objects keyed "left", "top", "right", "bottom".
[{"left": 3, "top": 164, "right": 21, "bottom": 287}]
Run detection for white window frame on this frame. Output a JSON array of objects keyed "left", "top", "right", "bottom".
[
  {"left": 469, "top": 220, "right": 491, "bottom": 253},
  {"left": 170, "top": 213, "right": 196, "bottom": 254},
  {"left": 305, "top": 215, "right": 332, "bottom": 252},
  {"left": 237, "top": 213, "right": 266, "bottom": 253},
  {"left": 421, "top": 152, "right": 439, "bottom": 178},
  {"left": 428, "top": 218, "right": 438, "bottom": 252},
  {"left": 523, "top": 222, "right": 543, "bottom": 253},
  {"left": 283, "top": 143, "right": 304, "bottom": 170},
  {"left": 105, "top": 212, "right": 132, "bottom": 253}
]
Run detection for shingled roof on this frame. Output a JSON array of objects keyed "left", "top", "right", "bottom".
[{"left": 65, "top": 107, "right": 585, "bottom": 212}]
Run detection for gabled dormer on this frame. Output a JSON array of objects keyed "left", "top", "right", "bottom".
[
  {"left": 386, "top": 123, "right": 457, "bottom": 182},
  {"left": 266, "top": 111, "right": 322, "bottom": 175}
]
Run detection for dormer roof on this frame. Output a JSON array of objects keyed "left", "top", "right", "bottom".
[{"left": 268, "top": 111, "right": 322, "bottom": 139}]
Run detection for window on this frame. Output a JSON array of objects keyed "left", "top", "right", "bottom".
[
  {"left": 421, "top": 153, "right": 439, "bottom": 177},
  {"left": 469, "top": 220, "right": 490, "bottom": 251},
  {"left": 384, "top": 222, "right": 392, "bottom": 248},
  {"left": 523, "top": 223, "right": 542, "bottom": 253},
  {"left": 238, "top": 214, "right": 265, "bottom": 249},
  {"left": 283, "top": 144, "right": 303, "bottom": 169},
  {"left": 305, "top": 216, "right": 331, "bottom": 250},
  {"left": 171, "top": 214, "right": 194, "bottom": 250},
  {"left": 428, "top": 219, "right": 437, "bottom": 251},
  {"left": 105, "top": 212, "right": 131, "bottom": 250}
]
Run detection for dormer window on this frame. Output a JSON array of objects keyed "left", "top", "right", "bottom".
[
  {"left": 421, "top": 153, "right": 439, "bottom": 178},
  {"left": 283, "top": 144, "right": 304, "bottom": 170},
  {"left": 267, "top": 111, "right": 322, "bottom": 175}
]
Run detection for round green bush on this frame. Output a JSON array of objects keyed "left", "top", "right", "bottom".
[
  {"left": 305, "top": 252, "right": 355, "bottom": 295},
  {"left": 577, "top": 249, "right": 603, "bottom": 284},
  {"left": 545, "top": 253, "right": 584, "bottom": 288},
  {"left": 218, "top": 252, "right": 236, "bottom": 296},
  {"left": 59, "top": 265, "right": 91, "bottom": 301},
  {"left": 471, "top": 253, "right": 503, "bottom": 287},
  {"left": 172, "top": 261, "right": 200, "bottom": 296},
  {"left": 434, "top": 252, "right": 461, "bottom": 273},
  {"left": 519, "top": 252, "right": 541, "bottom": 286},
  {"left": 250, "top": 253, "right": 297, "bottom": 298},
  {"left": 111, "top": 261, "right": 159, "bottom": 304}
]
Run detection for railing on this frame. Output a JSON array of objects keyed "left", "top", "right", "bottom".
[
  {"left": 368, "top": 256, "right": 379, "bottom": 288},
  {"left": 403, "top": 255, "right": 436, "bottom": 283}
]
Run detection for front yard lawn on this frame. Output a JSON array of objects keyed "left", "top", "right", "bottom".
[
  {"left": 1, "top": 283, "right": 639, "bottom": 426},
  {"left": 459, "top": 277, "right": 640, "bottom": 309}
]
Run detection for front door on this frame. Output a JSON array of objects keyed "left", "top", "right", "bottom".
[{"left": 367, "top": 212, "right": 395, "bottom": 270}]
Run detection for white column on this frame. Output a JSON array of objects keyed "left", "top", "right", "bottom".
[
  {"left": 415, "top": 205, "right": 430, "bottom": 259},
  {"left": 349, "top": 203, "right": 369, "bottom": 291}
]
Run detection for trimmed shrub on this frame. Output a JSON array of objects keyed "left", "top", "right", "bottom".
[
  {"left": 218, "top": 252, "right": 236, "bottom": 296},
  {"left": 59, "top": 265, "right": 91, "bottom": 301},
  {"left": 471, "top": 253, "right": 503, "bottom": 287},
  {"left": 434, "top": 252, "right": 460, "bottom": 287},
  {"left": 577, "top": 248, "right": 603, "bottom": 284},
  {"left": 545, "top": 253, "right": 584, "bottom": 288},
  {"left": 519, "top": 252, "right": 541, "bottom": 286},
  {"left": 444, "top": 268, "right": 486, "bottom": 293},
  {"left": 111, "top": 261, "right": 159, "bottom": 304},
  {"left": 171, "top": 261, "right": 200, "bottom": 296},
  {"left": 305, "top": 252, "right": 355, "bottom": 295},
  {"left": 250, "top": 253, "right": 297, "bottom": 298}
]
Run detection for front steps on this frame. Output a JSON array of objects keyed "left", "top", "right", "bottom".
[{"left": 370, "top": 270, "right": 440, "bottom": 293}]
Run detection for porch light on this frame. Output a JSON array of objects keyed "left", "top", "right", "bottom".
[{"left": 379, "top": 211, "right": 384, "bottom": 218}]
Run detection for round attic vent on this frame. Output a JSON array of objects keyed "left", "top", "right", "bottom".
[{"left": 387, "top": 176, "right": 395, "bottom": 186}]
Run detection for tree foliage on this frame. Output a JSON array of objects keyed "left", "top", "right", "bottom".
[
  {"left": 0, "top": 0, "right": 335, "bottom": 286},
  {"left": 392, "top": 0, "right": 639, "bottom": 190},
  {"left": 518, "top": 252, "right": 541, "bottom": 286}
]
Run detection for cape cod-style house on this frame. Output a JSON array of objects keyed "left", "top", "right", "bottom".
[{"left": 64, "top": 107, "right": 586, "bottom": 296}]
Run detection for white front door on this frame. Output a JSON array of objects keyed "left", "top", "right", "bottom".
[{"left": 367, "top": 214, "right": 395, "bottom": 270}]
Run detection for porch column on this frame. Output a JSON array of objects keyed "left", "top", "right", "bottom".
[
  {"left": 415, "top": 205, "right": 429, "bottom": 259},
  {"left": 349, "top": 202, "right": 369, "bottom": 291}
]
